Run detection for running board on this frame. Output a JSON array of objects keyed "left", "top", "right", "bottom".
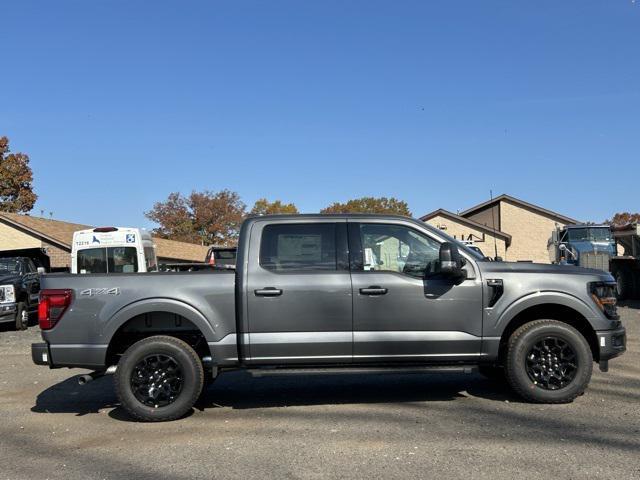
[{"left": 248, "top": 365, "right": 478, "bottom": 378}]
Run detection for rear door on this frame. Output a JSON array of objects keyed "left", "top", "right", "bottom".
[{"left": 245, "top": 219, "right": 352, "bottom": 364}]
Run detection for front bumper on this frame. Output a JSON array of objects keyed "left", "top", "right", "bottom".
[
  {"left": 596, "top": 326, "right": 626, "bottom": 362},
  {"left": 32, "top": 342, "right": 51, "bottom": 366},
  {"left": 0, "top": 302, "right": 17, "bottom": 322}
]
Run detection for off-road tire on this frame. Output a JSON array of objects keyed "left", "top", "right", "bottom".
[
  {"left": 114, "top": 336, "right": 204, "bottom": 422},
  {"left": 505, "top": 320, "right": 592, "bottom": 403},
  {"left": 15, "top": 302, "right": 28, "bottom": 331}
]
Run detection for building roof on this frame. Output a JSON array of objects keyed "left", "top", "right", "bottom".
[
  {"left": 0, "top": 212, "right": 209, "bottom": 262},
  {"left": 459, "top": 194, "right": 578, "bottom": 225},
  {"left": 419, "top": 208, "right": 512, "bottom": 244}
]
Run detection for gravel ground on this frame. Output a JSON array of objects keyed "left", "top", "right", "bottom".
[{"left": 1, "top": 305, "right": 639, "bottom": 480}]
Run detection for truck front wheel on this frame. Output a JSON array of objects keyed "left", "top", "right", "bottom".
[
  {"left": 14, "top": 302, "right": 28, "bottom": 331},
  {"left": 505, "top": 320, "right": 592, "bottom": 403},
  {"left": 114, "top": 336, "right": 204, "bottom": 422}
]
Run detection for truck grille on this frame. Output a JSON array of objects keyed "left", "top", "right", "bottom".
[{"left": 580, "top": 252, "right": 610, "bottom": 272}]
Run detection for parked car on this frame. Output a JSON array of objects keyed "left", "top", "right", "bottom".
[
  {"left": 0, "top": 257, "right": 41, "bottom": 330},
  {"left": 32, "top": 214, "right": 626, "bottom": 421}
]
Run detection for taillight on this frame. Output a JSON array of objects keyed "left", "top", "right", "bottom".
[
  {"left": 38, "top": 289, "right": 73, "bottom": 330},
  {"left": 208, "top": 254, "right": 215, "bottom": 265}
]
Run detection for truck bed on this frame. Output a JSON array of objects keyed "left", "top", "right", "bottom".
[{"left": 39, "top": 270, "right": 237, "bottom": 369}]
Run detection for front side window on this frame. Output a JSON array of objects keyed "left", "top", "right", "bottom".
[
  {"left": 77, "top": 247, "right": 139, "bottom": 273},
  {"left": 357, "top": 224, "right": 441, "bottom": 277},
  {"left": 260, "top": 223, "right": 337, "bottom": 271}
]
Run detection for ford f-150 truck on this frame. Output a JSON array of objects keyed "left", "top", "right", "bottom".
[{"left": 32, "top": 215, "right": 626, "bottom": 421}]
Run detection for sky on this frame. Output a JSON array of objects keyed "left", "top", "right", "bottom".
[{"left": 1, "top": 1, "right": 639, "bottom": 229}]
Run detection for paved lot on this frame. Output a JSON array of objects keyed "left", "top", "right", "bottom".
[{"left": 1, "top": 306, "right": 639, "bottom": 480}]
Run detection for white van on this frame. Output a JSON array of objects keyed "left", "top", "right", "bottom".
[{"left": 71, "top": 227, "right": 158, "bottom": 274}]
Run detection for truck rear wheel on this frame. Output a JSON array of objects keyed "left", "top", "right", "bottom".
[
  {"left": 505, "top": 320, "right": 592, "bottom": 403},
  {"left": 114, "top": 336, "right": 204, "bottom": 422}
]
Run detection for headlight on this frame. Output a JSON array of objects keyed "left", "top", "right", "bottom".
[
  {"left": 589, "top": 282, "right": 618, "bottom": 319},
  {"left": 0, "top": 285, "right": 16, "bottom": 303}
]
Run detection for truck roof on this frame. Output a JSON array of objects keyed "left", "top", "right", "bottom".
[
  {"left": 245, "top": 213, "right": 415, "bottom": 221},
  {"left": 564, "top": 224, "right": 610, "bottom": 229},
  {"left": 241, "top": 213, "right": 444, "bottom": 238}
]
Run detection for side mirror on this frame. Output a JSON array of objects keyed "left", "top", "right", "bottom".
[{"left": 438, "top": 242, "right": 466, "bottom": 279}]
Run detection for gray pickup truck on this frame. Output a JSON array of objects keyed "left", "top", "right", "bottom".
[{"left": 32, "top": 215, "right": 626, "bottom": 421}]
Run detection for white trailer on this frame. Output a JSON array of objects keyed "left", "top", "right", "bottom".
[{"left": 71, "top": 227, "right": 158, "bottom": 274}]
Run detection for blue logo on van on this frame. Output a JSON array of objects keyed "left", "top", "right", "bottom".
[
  {"left": 92, "top": 236, "right": 100, "bottom": 244},
  {"left": 126, "top": 234, "right": 136, "bottom": 243}
]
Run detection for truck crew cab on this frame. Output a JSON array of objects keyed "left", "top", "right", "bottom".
[{"left": 32, "top": 215, "right": 626, "bottom": 421}]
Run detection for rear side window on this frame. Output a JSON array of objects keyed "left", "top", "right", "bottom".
[{"left": 260, "top": 223, "right": 337, "bottom": 271}]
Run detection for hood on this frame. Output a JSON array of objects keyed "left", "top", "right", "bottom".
[
  {"left": 478, "top": 260, "right": 614, "bottom": 280},
  {"left": 0, "top": 273, "right": 21, "bottom": 285}
]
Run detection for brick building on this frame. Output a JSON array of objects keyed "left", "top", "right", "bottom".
[
  {"left": 420, "top": 194, "right": 578, "bottom": 263},
  {"left": 0, "top": 212, "right": 209, "bottom": 270}
]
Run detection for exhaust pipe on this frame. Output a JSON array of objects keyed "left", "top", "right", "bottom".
[{"left": 77, "top": 365, "right": 117, "bottom": 385}]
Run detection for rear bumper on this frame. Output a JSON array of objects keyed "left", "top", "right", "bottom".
[
  {"left": 31, "top": 342, "right": 107, "bottom": 369},
  {"left": 596, "top": 327, "right": 626, "bottom": 361},
  {"left": 32, "top": 342, "right": 51, "bottom": 366}
]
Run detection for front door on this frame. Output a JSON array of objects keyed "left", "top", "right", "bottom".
[
  {"left": 246, "top": 219, "right": 352, "bottom": 364},
  {"left": 349, "top": 221, "right": 483, "bottom": 363}
]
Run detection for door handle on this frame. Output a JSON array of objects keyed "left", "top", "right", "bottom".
[
  {"left": 254, "top": 288, "right": 283, "bottom": 297},
  {"left": 359, "top": 286, "right": 388, "bottom": 296}
]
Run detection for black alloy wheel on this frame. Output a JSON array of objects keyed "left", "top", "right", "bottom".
[
  {"left": 130, "top": 354, "right": 184, "bottom": 408},
  {"left": 115, "top": 336, "right": 204, "bottom": 422},
  {"left": 525, "top": 336, "right": 578, "bottom": 390},
  {"left": 505, "top": 319, "right": 592, "bottom": 403}
]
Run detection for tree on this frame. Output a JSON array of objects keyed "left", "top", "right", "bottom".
[
  {"left": 250, "top": 198, "right": 298, "bottom": 215},
  {"left": 605, "top": 212, "right": 640, "bottom": 226},
  {"left": 145, "top": 190, "right": 246, "bottom": 245},
  {"left": 321, "top": 197, "right": 411, "bottom": 216},
  {"left": 0, "top": 136, "right": 37, "bottom": 213}
]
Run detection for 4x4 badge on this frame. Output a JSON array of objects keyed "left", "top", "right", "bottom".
[{"left": 80, "top": 288, "right": 120, "bottom": 296}]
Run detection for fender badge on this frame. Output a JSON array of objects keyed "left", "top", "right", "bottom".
[{"left": 80, "top": 288, "right": 120, "bottom": 296}]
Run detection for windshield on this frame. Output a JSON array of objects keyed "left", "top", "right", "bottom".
[
  {"left": 77, "top": 247, "right": 139, "bottom": 273},
  {"left": 0, "top": 258, "right": 20, "bottom": 274},
  {"left": 567, "top": 227, "right": 612, "bottom": 243}
]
